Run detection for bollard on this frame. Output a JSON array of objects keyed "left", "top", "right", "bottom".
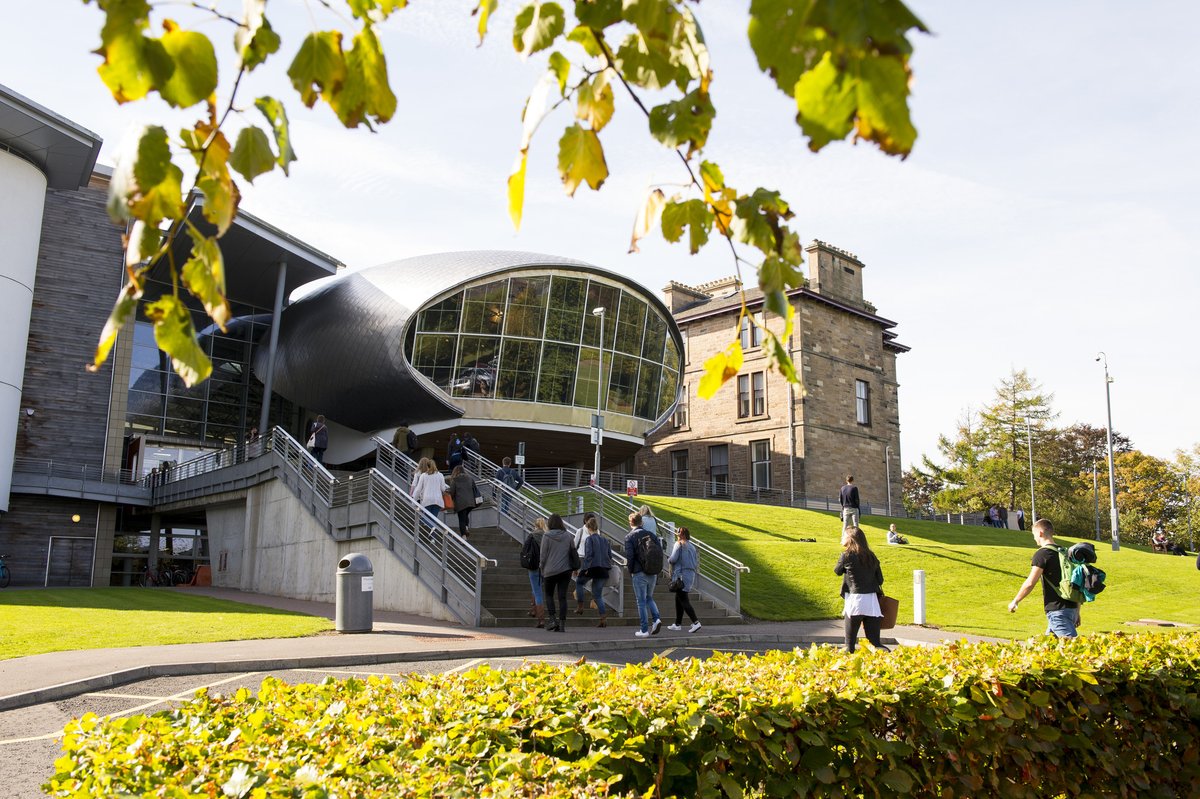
[{"left": 913, "top": 569, "right": 926, "bottom": 625}]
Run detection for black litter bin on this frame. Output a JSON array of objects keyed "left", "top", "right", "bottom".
[{"left": 335, "top": 553, "right": 374, "bottom": 633}]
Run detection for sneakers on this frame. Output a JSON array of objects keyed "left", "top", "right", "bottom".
[
  {"left": 689, "top": 621, "right": 702, "bottom": 633},
  {"left": 634, "top": 630, "right": 650, "bottom": 638},
  {"left": 666, "top": 624, "right": 682, "bottom": 631},
  {"left": 651, "top": 618, "right": 662, "bottom": 635}
]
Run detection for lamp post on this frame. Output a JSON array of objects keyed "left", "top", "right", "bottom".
[
  {"left": 1096, "top": 352, "right": 1120, "bottom": 551},
  {"left": 884, "top": 445, "right": 893, "bottom": 516},
  {"left": 1185, "top": 469, "right": 1193, "bottom": 554},
  {"left": 591, "top": 306, "right": 606, "bottom": 487},
  {"left": 1025, "top": 416, "right": 1036, "bottom": 523},
  {"left": 1092, "top": 461, "right": 1101, "bottom": 541}
]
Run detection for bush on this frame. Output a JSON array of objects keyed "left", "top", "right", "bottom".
[{"left": 48, "top": 632, "right": 1200, "bottom": 798}]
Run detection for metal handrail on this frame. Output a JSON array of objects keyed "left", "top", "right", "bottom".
[
  {"left": 13, "top": 458, "right": 140, "bottom": 485},
  {"left": 462, "top": 447, "right": 544, "bottom": 497}
]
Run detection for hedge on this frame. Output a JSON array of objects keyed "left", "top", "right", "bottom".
[{"left": 47, "top": 632, "right": 1200, "bottom": 798}]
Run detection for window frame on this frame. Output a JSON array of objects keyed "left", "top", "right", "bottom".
[
  {"left": 672, "top": 384, "right": 689, "bottom": 429},
  {"left": 750, "top": 439, "right": 771, "bottom": 491},
  {"left": 855, "top": 379, "right": 871, "bottom": 426}
]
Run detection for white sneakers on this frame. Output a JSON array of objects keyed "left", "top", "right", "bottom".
[
  {"left": 634, "top": 630, "right": 650, "bottom": 638},
  {"left": 637, "top": 620, "right": 700, "bottom": 636},
  {"left": 651, "top": 619, "right": 662, "bottom": 635},
  {"left": 689, "top": 621, "right": 702, "bottom": 633},
  {"left": 666, "top": 624, "right": 682, "bottom": 631}
]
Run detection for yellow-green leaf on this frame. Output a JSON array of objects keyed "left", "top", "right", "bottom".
[
  {"left": 255, "top": 96, "right": 297, "bottom": 175},
  {"left": 158, "top": 19, "right": 217, "bottom": 108},
  {"left": 145, "top": 294, "right": 212, "bottom": 387},
  {"left": 566, "top": 25, "right": 603, "bottom": 58},
  {"left": 124, "top": 219, "right": 162, "bottom": 267},
  {"left": 329, "top": 25, "right": 397, "bottom": 128},
  {"left": 507, "top": 152, "right": 527, "bottom": 230},
  {"left": 107, "top": 124, "right": 185, "bottom": 224},
  {"left": 793, "top": 52, "right": 858, "bottom": 152},
  {"left": 513, "top": 1, "right": 565, "bottom": 59},
  {"left": 88, "top": 279, "right": 143, "bottom": 372},
  {"left": 287, "top": 31, "right": 346, "bottom": 108},
  {"left": 182, "top": 225, "right": 230, "bottom": 331},
  {"left": 648, "top": 88, "right": 714, "bottom": 155},
  {"left": 196, "top": 171, "right": 240, "bottom": 236},
  {"left": 852, "top": 54, "right": 917, "bottom": 156},
  {"left": 556, "top": 124, "right": 608, "bottom": 196},
  {"left": 575, "top": 71, "right": 614, "bottom": 132},
  {"left": 94, "top": 0, "right": 173, "bottom": 104},
  {"left": 548, "top": 50, "right": 570, "bottom": 96},
  {"left": 472, "top": 0, "right": 498, "bottom": 46},
  {"left": 628, "top": 188, "right": 666, "bottom": 254},
  {"left": 235, "top": 0, "right": 280, "bottom": 71},
  {"left": 229, "top": 125, "right": 276, "bottom": 183},
  {"left": 697, "top": 342, "right": 743, "bottom": 399},
  {"left": 661, "top": 198, "right": 712, "bottom": 254}
]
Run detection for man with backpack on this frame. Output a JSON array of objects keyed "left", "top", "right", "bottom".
[
  {"left": 496, "top": 456, "right": 522, "bottom": 514},
  {"left": 624, "top": 512, "right": 663, "bottom": 638},
  {"left": 1008, "top": 518, "right": 1081, "bottom": 637}
]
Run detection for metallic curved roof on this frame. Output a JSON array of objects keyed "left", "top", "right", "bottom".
[{"left": 258, "top": 250, "right": 680, "bottom": 432}]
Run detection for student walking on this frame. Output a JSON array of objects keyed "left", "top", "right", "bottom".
[
  {"left": 410, "top": 457, "right": 448, "bottom": 534},
  {"left": 307, "top": 415, "right": 328, "bottom": 464},
  {"left": 448, "top": 465, "right": 478, "bottom": 538},
  {"left": 834, "top": 526, "right": 888, "bottom": 653},
  {"left": 839, "top": 475, "right": 860, "bottom": 529},
  {"left": 540, "top": 514, "right": 574, "bottom": 633},
  {"left": 521, "top": 518, "right": 547, "bottom": 628},
  {"left": 667, "top": 526, "right": 701, "bottom": 632},
  {"left": 624, "top": 512, "right": 663, "bottom": 638},
  {"left": 579, "top": 516, "right": 614, "bottom": 627},
  {"left": 573, "top": 512, "right": 597, "bottom": 614},
  {"left": 1008, "top": 518, "right": 1081, "bottom": 637}
]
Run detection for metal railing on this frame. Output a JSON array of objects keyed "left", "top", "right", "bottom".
[
  {"left": 462, "top": 447, "right": 544, "bottom": 498},
  {"left": 143, "top": 428, "right": 493, "bottom": 626}
]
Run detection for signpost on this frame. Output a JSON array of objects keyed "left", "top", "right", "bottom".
[{"left": 626, "top": 479, "right": 638, "bottom": 498}]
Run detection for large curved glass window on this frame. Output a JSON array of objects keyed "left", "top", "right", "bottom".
[{"left": 407, "top": 273, "right": 681, "bottom": 422}]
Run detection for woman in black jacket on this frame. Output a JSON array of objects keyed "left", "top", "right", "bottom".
[{"left": 834, "top": 526, "right": 888, "bottom": 653}]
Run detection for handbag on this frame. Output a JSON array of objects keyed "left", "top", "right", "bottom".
[
  {"left": 306, "top": 434, "right": 316, "bottom": 448},
  {"left": 879, "top": 595, "right": 899, "bottom": 630},
  {"left": 569, "top": 546, "right": 582, "bottom": 571},
  {"left": 442, "top": 490, "right": 455, "bottom": 511},
  {"left": 473, "top": 483, "right": 483, "bottom": 505},
  {"left": 608, "top": 564, "right": 623, "bottom": 586},
  {"left": 668, "top": 575, "right": 684, "bottom": 593}
]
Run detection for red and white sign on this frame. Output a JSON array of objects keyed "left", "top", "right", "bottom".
[{"left": 626, "top": 479, "right": 639, "bottom": 497}]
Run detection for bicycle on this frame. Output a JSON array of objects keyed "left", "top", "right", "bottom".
[{"left": 0, "top": 554, "right": 10, "bottom": 588}]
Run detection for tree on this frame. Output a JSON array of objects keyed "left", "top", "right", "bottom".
[
  {"left": 901, "top": 466, "right": 941, "bottom": 517},
  {"left": 82, "top": 0, "right": 928, "bottom": 393},
  {"left": 1114, "top": 450, "right": 1185, "bottom": 545},
  {"left": 922, "top": 409, "right": 988, "bottom": 514}
]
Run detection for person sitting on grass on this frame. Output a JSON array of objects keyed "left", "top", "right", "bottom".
[{"left": 886, "top": 524, "right": 908, "bottom": 545}]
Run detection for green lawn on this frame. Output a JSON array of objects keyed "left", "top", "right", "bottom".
[
  {"left": 0, "top": 588, "right": 330, "bottom": 661},
  {"left": 641, "top": 495, "right": 1200, "bottom": 639}
]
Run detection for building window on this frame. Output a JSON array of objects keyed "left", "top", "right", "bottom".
[
  {"left": 709, "top": 444, "right": 729, "bottom": 497},
  {"left": 671, "top": 450, "right": 689, "bottom": 495},
  {"left": 672, "top": 385, "right": 689, "bottom": 429},
  {"left": 856, "top": 379, "right": 871, "bottom": 425},
  {"left": 738, "top": 371, "right": 766, "bottom": 419},
  {"left": 739, "top": 314, "right": 761, "bottom": 350},
  {"left": 751, "top": 439, "right": 771, "bottom": 491}
]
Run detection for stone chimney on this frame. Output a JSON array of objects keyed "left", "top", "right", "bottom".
[
  {"left": 804, "top": 240, "right": 865, "bottom": 307},
  {"left": 661, "top": 280, "right": 715, "bottom": 313}
]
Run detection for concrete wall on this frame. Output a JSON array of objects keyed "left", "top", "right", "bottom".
[{"left": 207, "top": 478, "right": 456, "bottom": 621}]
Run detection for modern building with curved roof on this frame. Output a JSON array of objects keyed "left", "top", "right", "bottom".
[{"left": 259, "top": 251, "right": 684, "bottom": 468}]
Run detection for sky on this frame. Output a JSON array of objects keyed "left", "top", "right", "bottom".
[{"left": 2, "top": 1, "right": 1197, "bottom": 470}]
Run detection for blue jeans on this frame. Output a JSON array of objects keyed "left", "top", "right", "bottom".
[
  {"left": 527, "top": 569, "right": 543, "bottom": 605},
  {"left": 631, "top": 571, "right": 660, "bottom": 632},
  {"left": 580, "top": 573, "right": 608, "bottom": 615},
  {"left": 1046, "top": 608, "right": 1079, "bottom": 638}
]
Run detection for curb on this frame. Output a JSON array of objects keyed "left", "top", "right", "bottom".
[{"left": 0, "top": 632, "right": 899, "bottom": 712}]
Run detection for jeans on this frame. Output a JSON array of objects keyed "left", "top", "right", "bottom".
[
  {"left": 1045, "top": 608, "right": 1079, "bottom": 638},
  {"left": 584, "top": 574, "right": 608, "bottom": 615},
  {"left": 544, "top": 571, "right": 571, "bottom": 623},
  {"left": 575, "top": 570, "right": 590, "bottom": 603},
  {"left": 841, "top": 507, "right": 859, "bottom": 528},
  {"left": 310, "top": 447, "right": 326, "bottom": 465},
  {"left": 456, "top": 507, "right": 472, "bottom": 534},
  {"left": 527, "top": 569, "right": 543, "bottom": 605},
  {"left": 631, "top": 570, "right": 660, "bottom": 632}
]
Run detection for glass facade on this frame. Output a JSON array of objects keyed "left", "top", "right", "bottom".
[
  {"left": 126, "top": 280, "right": 299, "bottom": 447},
  {"left": 405, "top": 273, "right": 681, "bottom": 424}
]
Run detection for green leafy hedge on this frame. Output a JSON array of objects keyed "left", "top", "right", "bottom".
[{"left": 48, "top": 633, "right": 1200, "bottom": 798}]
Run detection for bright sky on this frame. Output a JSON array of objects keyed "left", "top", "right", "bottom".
[{"left": 3, "top": 1, "right": 1196, "bottom": 469}]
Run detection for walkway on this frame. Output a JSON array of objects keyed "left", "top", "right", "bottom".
[{"left": 0, "top": 588, "right": 1001, "bottom": 711}]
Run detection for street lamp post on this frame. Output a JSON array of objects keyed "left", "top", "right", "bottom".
[
  {"left": 592, "top": 307, "right": 606, "bottom": 487},
  {"left": 1092, "top": 461, "right": 1101, "bottom": 541},
  {"left": 1185, "top": 470, "right": 1193, "bottom": 553},
  {"left": 1025, "top": 416, "right": 1036, "bottom": 523},
  {"left": 1096, "top": 352, "right": 1120, "bottom": 551},
  {"left": 884, "top": 445, "right": 893, "bottom": 516}
]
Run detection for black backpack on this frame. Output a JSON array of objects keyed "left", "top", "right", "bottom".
[
  {"left": 406, "top": 429, "right": 418, "bottom": 451},
  {"left": 638, "top": 531, "right": 664, "bottom": 575},
  {"left": 519, "top": 534, "right": 540, "bottom": 570}
]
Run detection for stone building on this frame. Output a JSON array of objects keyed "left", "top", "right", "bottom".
[{"left": 638, "top": 240, "right": 906, "bottom": 513}]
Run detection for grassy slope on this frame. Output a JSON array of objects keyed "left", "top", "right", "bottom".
[
  {"left": 642, "top": 495, "right": 1200, "bottom": 639},
  {"left": 0, "top": 588, "right": 330, "bottom": 660}
]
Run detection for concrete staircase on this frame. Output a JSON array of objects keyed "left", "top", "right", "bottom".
[{"left": 466, "top": 525, "right": 746, "bottom": 629}]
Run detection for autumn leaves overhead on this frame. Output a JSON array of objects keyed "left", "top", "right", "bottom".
[{"left": 86, "top": 0, "right": 925, "bottom": 394}]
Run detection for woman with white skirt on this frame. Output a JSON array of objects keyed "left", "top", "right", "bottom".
[{"left": 834, "top": 526, "right": 889, "bottom": 653}]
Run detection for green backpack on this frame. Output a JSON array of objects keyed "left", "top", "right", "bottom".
[{"left": 1040, "top": 545, "right": 1086, "bottom": 604}]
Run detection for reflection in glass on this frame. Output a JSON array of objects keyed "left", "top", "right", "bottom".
[
  {"left": 537, "top": 343, "right": 578, "bottom": 405},
  {"left": 636, "top": 361, "right": 661, "bottom": 419},
  {"left": 497, "top": 339, "right": 539, "bottom": 400},
  {"left": 574, "top": 346, "right": 602, "bottom": 409},
  {"left": 608, "top": 354, "right": 639, "bottom": 415},
  {"left": 412, "top": 333, "right": 457, "bottom": 389},
  {"left": 582, "top": 283, "right": 619, "bottom": 348},
  {"left": 418, "top": 295, "right": 462, "bottom": 332},
  {"left": 614, "top": 294, "right": 647, "bottom": 356},
  {"left": 642, "top": 312, "right": 667, "bottom": 361},
  {"left": 453, "top": 336, "right": 499, "bottom": 397},
  {"left": 545, "top": 277, "right": 585, "bottom": 343},
  {"left": 462, "top": 280, "right": 508, "bottom": 335},
  {"left": 504, "top": 277, "right": 549, "bottom": 338}
]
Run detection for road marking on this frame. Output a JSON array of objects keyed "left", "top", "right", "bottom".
[
  {"left": 82, "top": 692, "right": 169, "bottom": 701},
  {"left": 0, "top": 672, "right": 263, "bottom": 745},
  {"left": 446, "top": 658, "right": 485, "bottom": 674},
  {"left": 286, "top": 668, "right": 397, "bottom": 677}
]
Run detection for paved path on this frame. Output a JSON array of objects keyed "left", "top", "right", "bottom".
[{"left": 0, "top": 587, "right": 1000, "bottom": 712}]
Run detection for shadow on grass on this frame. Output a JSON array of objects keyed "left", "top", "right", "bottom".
[
  {"left": 902, "top": 548, "right": 1027, "bottom": 579},
  {"left": 0, "top": 588, "right": 317, "bottom": 617}
]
